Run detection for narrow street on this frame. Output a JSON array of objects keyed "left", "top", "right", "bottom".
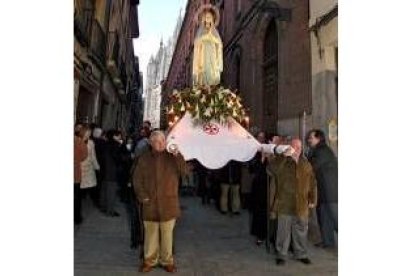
[{"left": 75, "top": 196, "right": 337, "bottom": 275}]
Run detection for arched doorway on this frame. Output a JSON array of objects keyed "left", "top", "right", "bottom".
[{"left": 262, "top": 20, "right": 278, "bottom": 133}]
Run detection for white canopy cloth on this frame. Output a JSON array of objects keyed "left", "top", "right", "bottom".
[{"left": 166, "top": 112, "right": 261, "bottom": 169}]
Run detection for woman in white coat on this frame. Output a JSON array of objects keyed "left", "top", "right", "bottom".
[{"left": 80, "top": 127, "right": 100, "bottom": 208}]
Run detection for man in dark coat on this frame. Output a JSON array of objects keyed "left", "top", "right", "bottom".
[
  {"left": 307, "top": 129, "right": 338, "bottom": 248},
  {"left": 100, "top": 129, "right": 123, "bottom": 216},
  {"left": 133, "top": 131, "right": 187, "bottom": 273},
  {"left": 249, "top": 131, "right": 268, "bottom": 246}
]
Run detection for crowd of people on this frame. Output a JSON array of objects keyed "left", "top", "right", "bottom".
[
  {"left": 73, "top": 121, "right": 152, "bottom": 225},
  {"left": 74, "top": 122, "right": 338, "bottom": 272}
]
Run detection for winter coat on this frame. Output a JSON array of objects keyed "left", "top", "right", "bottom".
[
  {"left": 118, "top": 144, "right": 133, "bottom": 185},
  {"left": 101, "top": 140, "right": 122, "bottom": 182},
  {"left": 92, "top": 137, "right": 105, "bottom": 170},
  {"left": 134, "top": 137, "right": 149, "bottom": 157},
  {"left": 74, "top": 136, "right": 88, "bottom": 184},
  {"left": 249, "top": 152, "right": 268, "bottom": 212},
  {"left": 307, "top": 143, "right": 338, "bottom": 203},
  {"left": 80, "top": 140, "right": 100, "bottom": 189},
  {"left": 267, "top": 154, "right": 317, "bottom": 219},
  {"left": 133, "top": 150, "right": 188, "bottom": 222}
]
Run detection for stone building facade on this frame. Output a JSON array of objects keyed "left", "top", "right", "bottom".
[
  {"left": 144, "top": 11, "right": 183, "bottom": 129},
  {"left": 309, "top": 0, "right": 338, "bottom": 155},
  {"left": 74, "top": 0, "right": 142, "bottom": 133}
]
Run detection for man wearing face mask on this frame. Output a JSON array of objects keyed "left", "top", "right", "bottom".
[{"left": 100, "top": 129, "right": 123, "bottom": 217}]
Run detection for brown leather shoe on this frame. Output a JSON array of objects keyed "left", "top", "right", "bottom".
[
  {"left": 139, "top": 263, "right": 153, "bottom": 273},
  {"left": 163, "top": 264, "right": 177, "bottom": 273}
]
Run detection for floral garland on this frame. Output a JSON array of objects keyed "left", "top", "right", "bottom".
[{"left": 166, "top": 85, "right": 248, "bottom": 125}]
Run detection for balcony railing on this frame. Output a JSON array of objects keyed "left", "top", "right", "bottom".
[{"left": 89, "top": 19, "right": 106, "bottom": 64}]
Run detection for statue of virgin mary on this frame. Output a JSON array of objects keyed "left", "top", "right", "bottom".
[{"left": 192, "top": 5, "right": 223, "bottom": 86}]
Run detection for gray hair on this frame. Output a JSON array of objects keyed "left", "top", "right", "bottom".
[{"left": 149, "top": 130, "right": 166, "bottom": 141}]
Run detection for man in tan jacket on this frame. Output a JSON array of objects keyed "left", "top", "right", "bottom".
[
  {"left": 267, "top": 138, "right": 317, "bottom": 266},
  {"left": 133, "top": 131, "right": 187, "bottom": 273}
]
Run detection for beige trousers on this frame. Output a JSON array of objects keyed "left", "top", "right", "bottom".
[
  {"left": 220, "top": 183, "right": 240, "bottom": 213},
  {"left": 143, "top": 219, "right": 176, "bottom": 266}
]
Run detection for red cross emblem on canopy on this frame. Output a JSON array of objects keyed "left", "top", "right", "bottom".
[{"left": 202, "top": 122, "right": 220, "bottom": 135}]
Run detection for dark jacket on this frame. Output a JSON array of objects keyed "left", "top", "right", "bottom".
[
  {"left": 249, "top": 152, "right": 268, "bottom": 212},
  {"left": 307, "top": 143, "right": 338, "bottom": 203},
  {"left": 133, "top": 150, "right": 188, "bottom": 222},
  {"left": 218, "top": 161, "right": 242, "bottom": 185},
  {"left": 118, "top": 143, "right": 133, "bottom": 184},
  {"left": 92, "top": 137, "right": 105, "bottom": 170},
  {"left": 101, "top": 140, "right": 122, "bottom": 182},
  {"left": 267, "top": 155, "right": 317, "bottom": 219}
]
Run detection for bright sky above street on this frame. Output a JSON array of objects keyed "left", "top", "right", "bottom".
[{"left": 133, "top": 0, "right": 187, "bottom": 92}]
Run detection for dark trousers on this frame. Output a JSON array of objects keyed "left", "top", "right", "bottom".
[
  {"left": 125, "top": 187, "right": 143, "bottom": 249},
  {"left": 251, "top": 209, "right": 267, "bottom": 241},
  {"left": 74, "top": 183, "right": 82, "bottom": 224},
  {"left": 269, "top": 218, "right": 278, "bottom": 248},
  {"left": 81, "top": 186, "right": 99, "bottom": 208},
  {"left": 95, "top": 170, "right": 102, "bottom": 207},
  {"left": 317, "top": 203, "right": 338, "bottom": 246},
  {"left": 100, "top": 181, "right": 118, "bottom": 213}
]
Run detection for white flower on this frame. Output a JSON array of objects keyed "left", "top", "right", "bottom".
[
  {"left": 200, "top": 95, "right": 206, "bottom": 103},
  {"left": 204, "top": 107, "right": 212, "bottom": 117},
  {"left": 195, "top": 89, "right": 201, "bottom": 96},
  {"left": 180, "top": 104, "right": 185, "bottom": 111},
  {"left": 232, "top": 109, "right": 238, "bottom": 117},
  {"left": 194, "top": 111, "right": 200, "bottom": 119}
]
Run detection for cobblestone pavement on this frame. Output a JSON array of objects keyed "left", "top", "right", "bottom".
[{"left": 75, "top": 196, "right": 337, "bottom": 276}]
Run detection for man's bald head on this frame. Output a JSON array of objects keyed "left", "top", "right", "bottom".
[{"left": 291, "top": 138, "right": 302, "bottom": 156}]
